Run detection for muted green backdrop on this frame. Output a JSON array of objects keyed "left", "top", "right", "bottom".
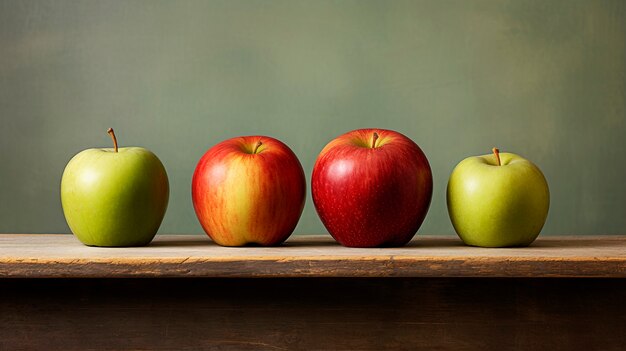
[{"left": 1, "top": 0, "right": 625, "bottom": 236}]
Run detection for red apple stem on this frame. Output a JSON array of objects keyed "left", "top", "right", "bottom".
[
  {"left": 492, "top": 147, "right": 501, "bottom": 166},
  {"left": 107, "top": 128, "right": 118, "bottom": 153},
  {"left": 371, "top": 132, "right": 379, "bottom": 149},
  {"left": 253, "top": 140, "right": 263, "bottom": 154}
]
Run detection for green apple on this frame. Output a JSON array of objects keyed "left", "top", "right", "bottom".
[
  {"left": 61, "top": 129, "right": 169, "bottom": 247},
  {"left": 446, "top": 148, "right": 549, "bottom": 247}
]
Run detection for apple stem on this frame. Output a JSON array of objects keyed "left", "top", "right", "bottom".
[
  {"left": 107, "top": 128, "right": 118, "bottom": 153},
  {"left": 253, "top": 140, "right": 263, "bottom": 154},
  {"left": 371, "top": 132, "right": 379, "bottom": 149},
  {"left": 492, "top": 147, "right": 501, "bottom": 166}
]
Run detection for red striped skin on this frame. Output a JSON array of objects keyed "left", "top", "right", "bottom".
[
  {"left": 312, "top": 129, "right": 433, "bottom": 247},
  {"left": 192, "top": 136, "right": 306, "bottom": 246}
]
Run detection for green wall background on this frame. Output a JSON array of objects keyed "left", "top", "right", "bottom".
[{"left": 1, "top": 0, "right": 625, "bottom": 236}]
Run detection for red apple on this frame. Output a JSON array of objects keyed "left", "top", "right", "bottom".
[
  {"left": 192, "top": 136, "right": 306, "bottom": 246},
  {"left": 312, "top": 129, "right": 433, "bottom": 247}
]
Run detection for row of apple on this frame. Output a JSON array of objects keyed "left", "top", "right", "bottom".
[{"left": 60, "top": 128, "right": 549, "bottom": 248}]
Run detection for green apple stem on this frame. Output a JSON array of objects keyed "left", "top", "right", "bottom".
[
  {"left": 107, "top": 128, "right": 118, "bottom": 153},
  {"left": 492, "top": 147, "right": 501, "bottom": 166},
  {"left": 371, "top": 132, "right": 379, "bottom": 149},
  {"left": 253, "top": 141, "right": 263, "bottom": 154}
]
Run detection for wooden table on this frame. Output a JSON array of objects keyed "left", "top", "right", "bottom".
[{"left": 1, "top": 234, "right": 625, "bottom": 350}]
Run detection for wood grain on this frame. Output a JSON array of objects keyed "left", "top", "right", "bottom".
[
  {"left": 1, "top": 234, "right": 625, "bottom": 278},
  {"left": 0, "top": 278, "right": 625, "bottom": 350}
]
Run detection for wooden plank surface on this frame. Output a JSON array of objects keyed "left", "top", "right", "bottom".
[
  {"left": 0, "top": 234, "right": 625, "bottom": 278},
  {"left": 1, "top": 278, "right": 625, "bottom": 350}
]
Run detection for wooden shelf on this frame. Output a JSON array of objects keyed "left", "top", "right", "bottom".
[{"left": 1, "top": 234, "right": 625, "bottom": 278}]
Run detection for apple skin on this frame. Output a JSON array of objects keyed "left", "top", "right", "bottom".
[
  {"left": 446, "top": 152, "right": 550, "bottom": 247},
  {"left": 192, "top": 136, "right": 306, "bottom": 246},
  {"left": 312, "top": 129, "right": 433, "bottom": 247},
  {"left": 61, "top": 147, "right": 169, "bottom": 247}
]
